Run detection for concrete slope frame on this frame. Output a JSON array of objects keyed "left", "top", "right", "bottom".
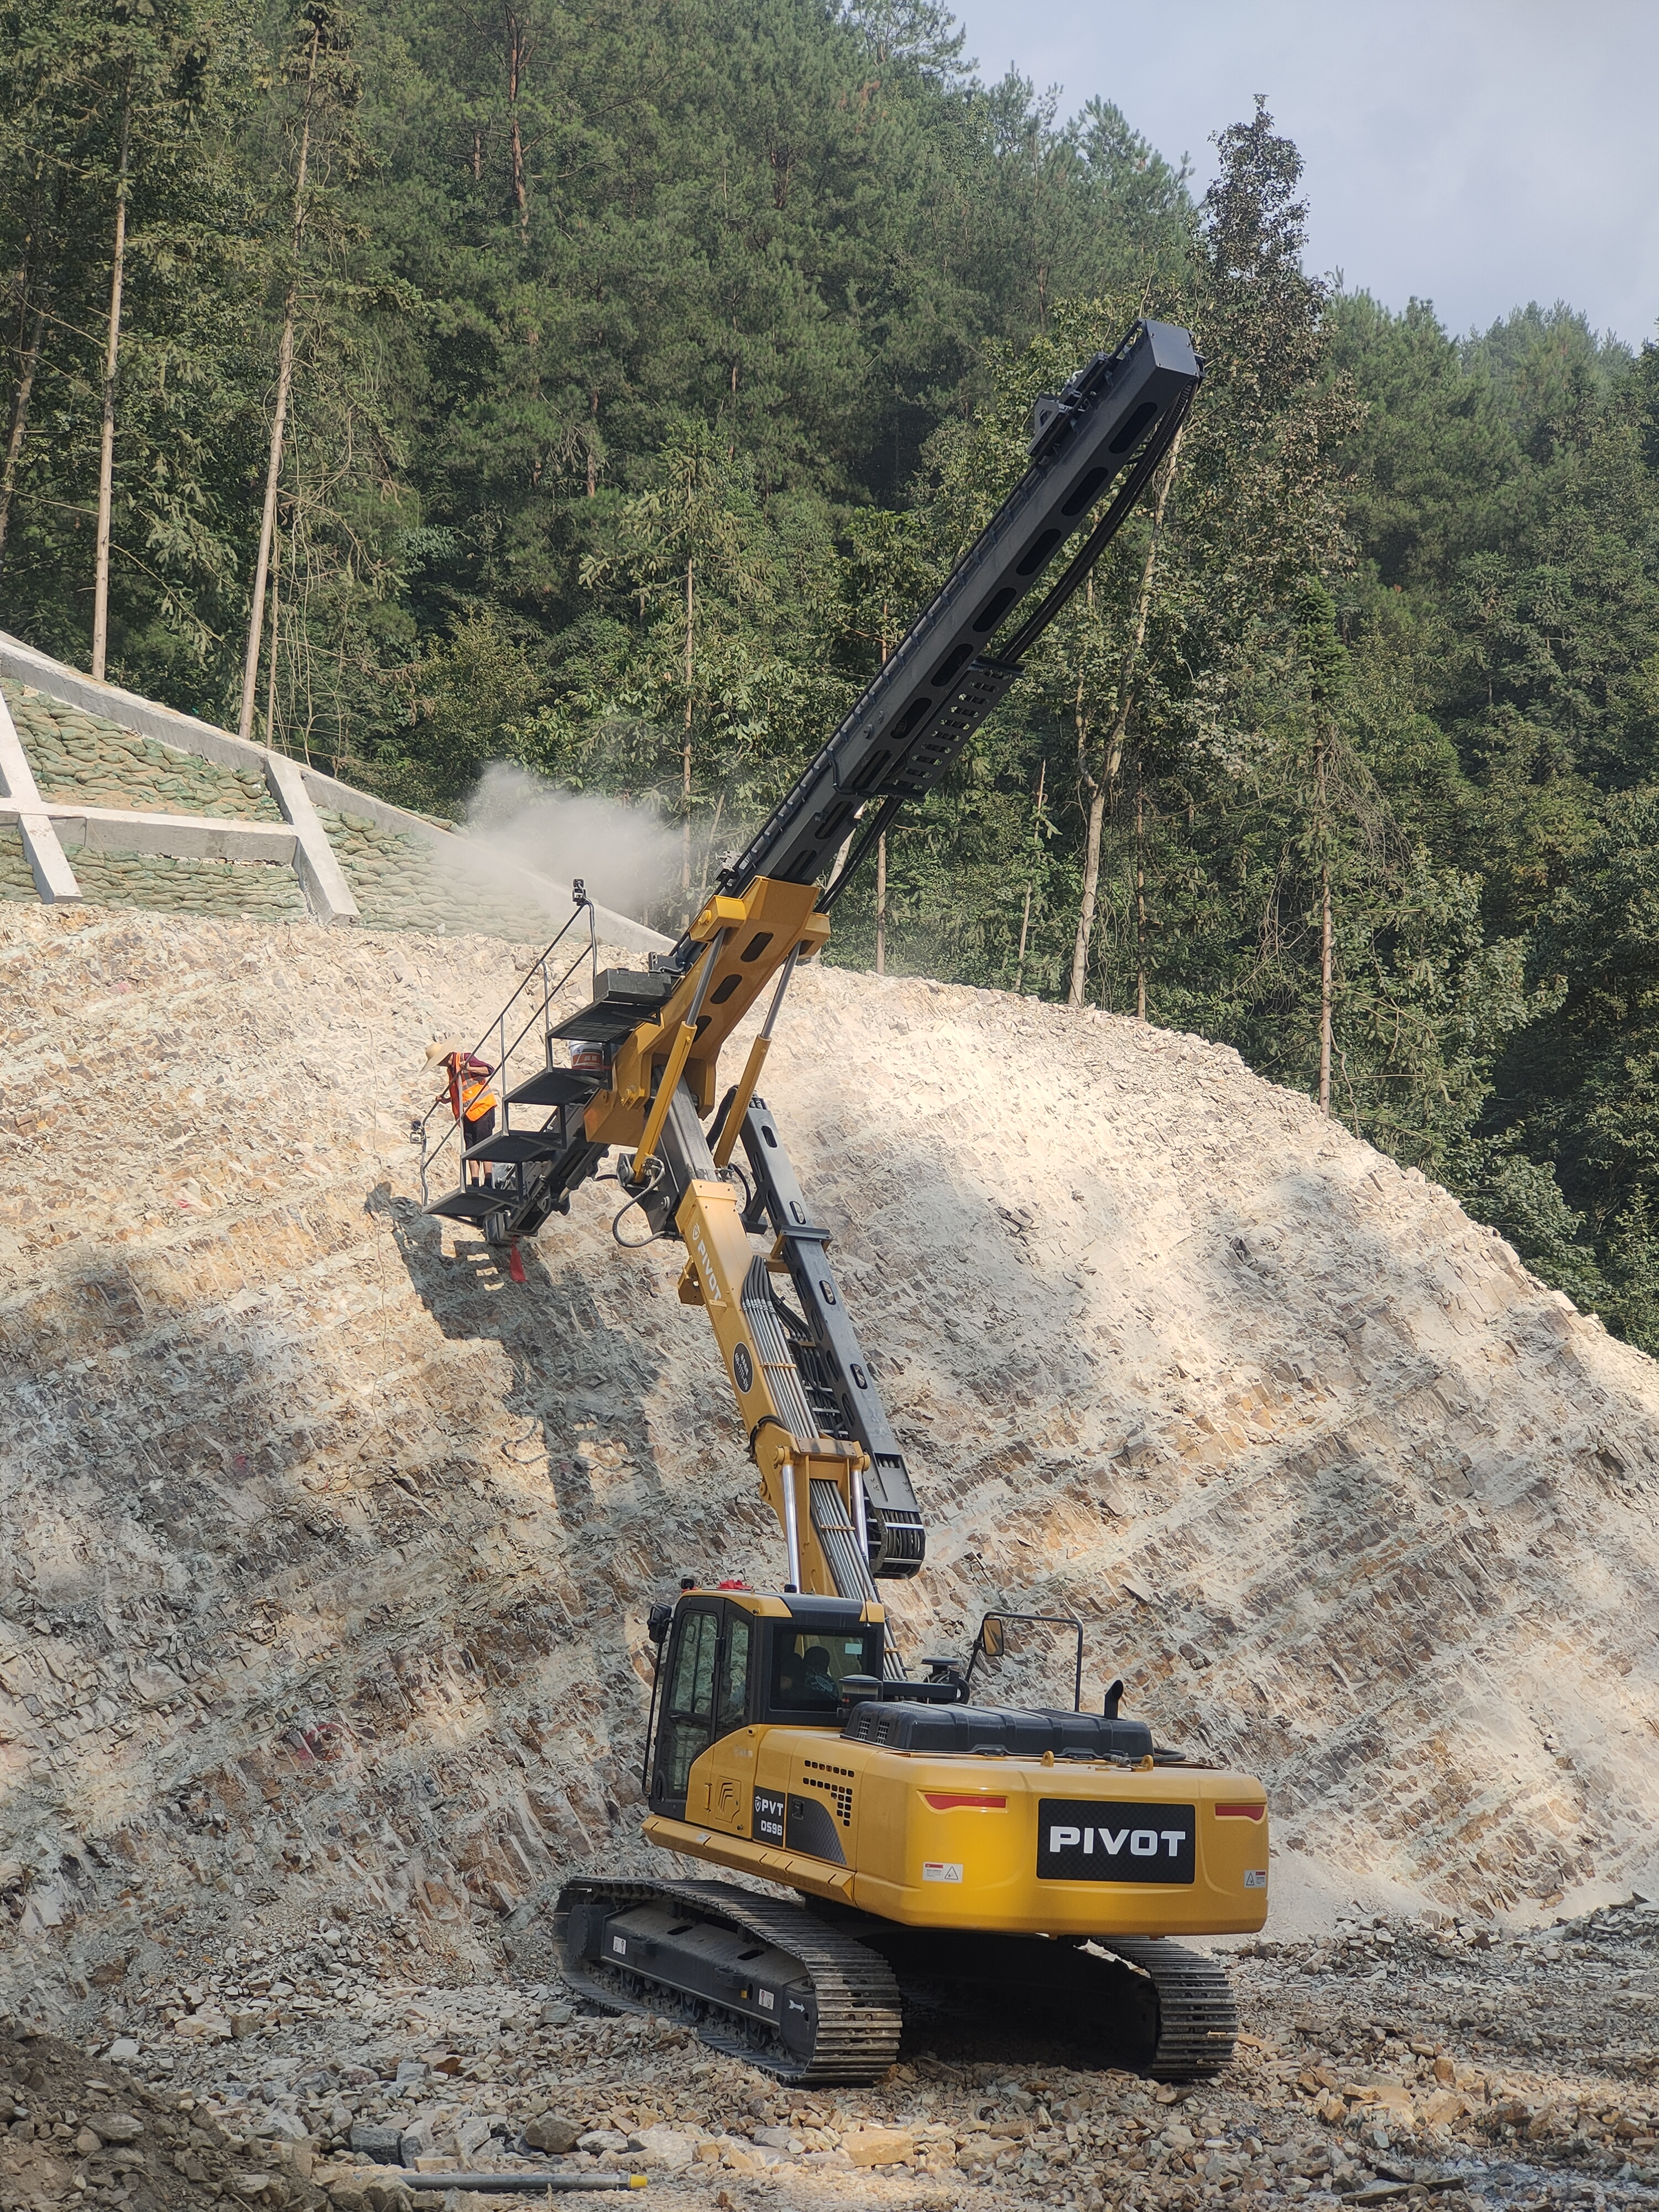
[{"left": 0, "top": 627, "right": 666, "bottom": 949}]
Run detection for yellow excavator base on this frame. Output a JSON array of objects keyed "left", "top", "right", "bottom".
[{"left": 646, "top": 1724, "right": 1269, "bottom": 1938}]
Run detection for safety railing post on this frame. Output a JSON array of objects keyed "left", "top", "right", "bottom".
[{"left": 409, "top": 895, "right": 594, "bottom": 1206}]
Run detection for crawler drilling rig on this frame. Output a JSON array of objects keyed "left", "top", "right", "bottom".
[{"left": 426, "top": 321, "right": 1270, "bottom": 2082}]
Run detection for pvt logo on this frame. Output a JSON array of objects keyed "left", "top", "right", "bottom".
[
  {"left": 752, "top": 1786, "right": 786, "bottom": 1846},
  {"left": 1048, "top": 1824, "right": 1186, "bottom": 1859}
]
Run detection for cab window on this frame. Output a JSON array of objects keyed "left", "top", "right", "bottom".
[
  {"left": 661, "top": 1608, "right": 719, "bottom": 1797},
  {"left": 715, "top": 1616, "right": 752, "bottom": 1735},
  {"left": 770, "top": 1626, "right": 881, "bottom": 1714}
]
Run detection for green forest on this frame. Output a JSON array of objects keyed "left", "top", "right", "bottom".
[{"left": 4, "top": 0, "right": 1659, "bottom": 1345}]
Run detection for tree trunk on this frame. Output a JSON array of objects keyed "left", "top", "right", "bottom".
[
  {"left": 696, "top": 789, "right": 725, "bottom": 907},
  {"left": 827, "top": 617, "right": 893, "bottom": 893},
  {"left": 1135, "top": 757, "right": 1147, "bottom": 1022},
  {"left": 875, "top": 832, "right": 886, "bottom": 975},
  {"left": 1317, "top": 729, "right": 1332, "bottom": 1113},
  {"left": 263, "top": 519, "right": 282, "bottom": 743},
  {"left": 0, "top": 300, "right": 46, "bottom": 575},
  {"left": 238, "top": 26, "right": 320, "bottom": 744},
  {"left": 1015, "top": 756, "right": 1045, "bottom": 992},
  {"left": 871, "top": 607, "right": 894, "bottom": 969},
  {"left": 1065, "top": 421, "right": 1185, "bottom": 1005},
  {"left": 90, "top": 82, "right": 132, "bottom": 683},
  {"left": 1319, "top": 858, "right": 1333, "bottom": 1112},
  {"left": 506, "top": 7, "right": 529, "bottom": 236},
  {"left": 681, "top": 554, "right": 694, "bottom": 905},
  {"left": 1068, "top": 777, "right": 1107, "bottom": 1006}
]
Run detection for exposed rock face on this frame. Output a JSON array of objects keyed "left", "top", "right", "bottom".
[{"left": 2, "top": 901, "right": 1657, "bottom": 2031}]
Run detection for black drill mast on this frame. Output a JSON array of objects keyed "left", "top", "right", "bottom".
[{"left": 696, "top": 316, "right": 1201, "bottom": 933}]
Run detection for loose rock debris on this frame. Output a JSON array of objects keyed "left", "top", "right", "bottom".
[
  {"left": 3, "top": 1902, "right": 1656, "bottom": 2210},
  {"left": 0, "top": 2026, "right": 329, "bottom": 2210}
]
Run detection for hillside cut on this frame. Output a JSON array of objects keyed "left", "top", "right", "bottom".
[{"left": 2, "top": 901, "right": 1657, "bottom": 2032}]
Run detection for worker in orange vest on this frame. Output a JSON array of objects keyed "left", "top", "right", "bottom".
[{"left": 425, "top": 1040, "right": 499, "bottom": 1188}]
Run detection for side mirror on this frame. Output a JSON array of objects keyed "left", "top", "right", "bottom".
[
  {"left": 979, "top": 1615, "right": 1006, "bottom": 1661},
  {"left": 647, "top": 1603, "right": 672, "bottom": 1647}
]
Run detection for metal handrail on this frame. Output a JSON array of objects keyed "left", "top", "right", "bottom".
[
  {"left": 963, "top": 1610, "right": 1087, "bottom": 1713},
  {"left": 415, "top": 891, "right": 598, "bottom": 1203}
]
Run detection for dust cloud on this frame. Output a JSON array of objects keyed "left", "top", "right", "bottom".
[{"left": 459, "top": 760, "right": 682, "bottom": 921}]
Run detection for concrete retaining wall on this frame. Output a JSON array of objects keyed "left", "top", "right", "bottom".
[{"left": 0, "top": 628, "right": 669, "bottom": 952}]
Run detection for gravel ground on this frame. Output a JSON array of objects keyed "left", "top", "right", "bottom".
[
  {"left": 6, "top": 1900, "right": 1652, "bottom": 2212},
  {"left": 0, "top": 2027, "right": 329, "bottom": 2211}
]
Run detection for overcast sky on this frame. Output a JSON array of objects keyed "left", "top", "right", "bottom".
[{"left": 951, "top": 0, "right": 1658, "bottom": 349}]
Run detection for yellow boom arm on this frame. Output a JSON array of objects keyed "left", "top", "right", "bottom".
[{"left": 580, "top": 880, "right": 868, "bottom": 1599}]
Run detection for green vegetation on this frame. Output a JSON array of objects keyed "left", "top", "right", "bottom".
[{"left": 3, "top": 1, "right": 1657, "bottom": 1341}]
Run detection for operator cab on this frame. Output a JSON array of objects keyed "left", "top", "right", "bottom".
[{"left": 644, "top": 1592, "right": 881, "bottom": 1821}]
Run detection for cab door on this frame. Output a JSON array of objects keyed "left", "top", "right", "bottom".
[
  {"left": 649, "top": 1604, "right": 721, "bottom": 1819},
  {"left": 693, "top": 1610, "right": 757, "bottom": 1833}
]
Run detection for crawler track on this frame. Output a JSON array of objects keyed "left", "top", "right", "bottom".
[
  {"left": 557, "top": 1878, "right": 1237, "bottom": 2084},
  {"left": 554, "top": 1877, "right": 901, "bottom": 2085},
  {"left": 1104, "top": 1937, "right": 1239, "bottom": 2079},
  {"left": 804, "top": 1911, "right": 1238, "bottom": 2081}
]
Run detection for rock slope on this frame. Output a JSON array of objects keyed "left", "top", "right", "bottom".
[{"left": 2, "top": 901, "right": 1658, "bottom": 2042}]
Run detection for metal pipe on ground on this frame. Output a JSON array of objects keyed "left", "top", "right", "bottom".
[{"left": 377, "top": 2174, "right": 646, "bottom": 2193}]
